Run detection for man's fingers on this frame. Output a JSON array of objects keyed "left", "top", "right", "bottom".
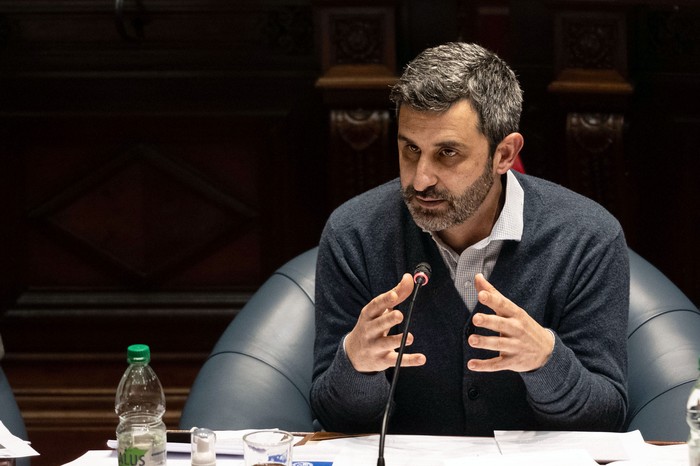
[
  {"left": 474, "top": 272, "right": 497, "bottom": 293},
  {"left": 475, "top": 273, "right": 518, "bottom": 317},
  {"left": 380, "top": 329, "right": 417, "bottom": 350},
  {"left": 475, "top": 273, "right": 500, "bottom": 309},
  {"left": 395, "top": 272, "right": 416, "bottom": 301},
  {"left": 467, "top": 356, "right": 504, "bottom": 372},
  {"left": 399, "top": 352, "right": 427, "bottom": 367},
  {"left": 471, "top": 313, "right": 509, "bottom": 334},
  {"left": 468, "top": 333, "right": 516, "bottom": 354},
  {"left": 364, "top": 273, "right": 415, "bottom": 319},
  {"left": 347, "top": 273, "right": 421, "bottom": 373},
  {"left": 380, "top": 332, "right": 426, "bottom": 366}
]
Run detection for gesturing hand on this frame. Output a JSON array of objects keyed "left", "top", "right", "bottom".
[
  {"left": 467, "top": 273, "right": 554, "bottom": 373},
  {"left": 344, "top": 273, "right": 428, "bottom": 373}
]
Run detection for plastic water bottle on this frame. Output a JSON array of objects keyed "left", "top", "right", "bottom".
[
  {"left": 689, "top": 356, "right": 700, "bottom": 466},
  {"left": 115, "top": 344, "right": 167, "bottom": 466}
]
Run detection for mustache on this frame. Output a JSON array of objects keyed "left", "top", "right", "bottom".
[{"left": 402, "top": 185, "right": 451, "bottom": 201}]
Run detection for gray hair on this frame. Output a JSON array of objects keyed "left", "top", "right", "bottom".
[{"left": 390, "top": 42, "right": 523, "bottom": 153}]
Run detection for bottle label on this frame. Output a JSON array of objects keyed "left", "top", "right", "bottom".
[{"left": 117, "top": 436, "right": 166, "bottom": 466}]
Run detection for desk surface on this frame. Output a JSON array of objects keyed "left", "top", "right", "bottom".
[{"left": 61, "top": 430, "right": 689, "bottom": 466}]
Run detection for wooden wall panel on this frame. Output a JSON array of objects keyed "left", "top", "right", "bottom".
[
  {"left": 18, "top": 117, "right": 266, "bottom": 288},
  {"left": 510, "top": 1, "right": 699, "bottom": 306},
  {"left": 626, "top": 4, "right": 700, "bottom": 299},
  {"left": 0, "top": 2, "right": 324, "bottom": 465}
]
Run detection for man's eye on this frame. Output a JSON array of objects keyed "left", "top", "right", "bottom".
[
  {"left": 408, "top": 145, "right": 420, "bottom": 152},
  {"left": 441, "top": 149, "right": 457, "bottom": 157}
]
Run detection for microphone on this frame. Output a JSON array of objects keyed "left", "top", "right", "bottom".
[{"left": 377, "top": 262, "right": 431, "bottom": 466}]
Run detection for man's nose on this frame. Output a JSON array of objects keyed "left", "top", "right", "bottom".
[{"left": 412, "top": 156, "right": 438, "bottom": 192}]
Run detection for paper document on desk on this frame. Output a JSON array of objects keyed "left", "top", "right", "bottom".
[
  {"left": 317, "top": 434, "right": 502, "bottom": 466},
  {"left": 326, "top": 435, "right": 597, "bottom": 465},
  {"left": 0, "top": 421, "right": 40, "bottom": 459},
  {"left": 494, "top": 429, "right": 645, "bottom": 463},
  {"left": 603, "top": 442, "right": 688, "bottom": 466}
]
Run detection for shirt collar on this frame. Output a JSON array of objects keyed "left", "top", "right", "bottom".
[{"left": 491, "top": 169, "right": 524, "bottom": 242}]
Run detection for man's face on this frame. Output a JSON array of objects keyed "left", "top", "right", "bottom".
[{"left": 398, "top": 99, "right": 496, "bottom": 232}]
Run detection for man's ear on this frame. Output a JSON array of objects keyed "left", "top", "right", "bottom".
[{"left": 493, "top": 132, "right": 524, "bottom": 174}]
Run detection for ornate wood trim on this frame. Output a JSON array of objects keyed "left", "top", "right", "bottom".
[
  {"left": 313, "top": 0, "right": 399, "bottom": 210},
  {"left": 565, "top": 112, "right": 626, "bottom": 215},
  {"left": 547, "top": 2, "right": 634, "bottom": 231}
]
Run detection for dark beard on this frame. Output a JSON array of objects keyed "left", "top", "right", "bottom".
[{"left": 402, "top": 163, "right": 495, "bottom": 232}]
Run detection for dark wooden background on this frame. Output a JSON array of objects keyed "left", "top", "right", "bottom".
[{"left": 0, "top": 1, "right": 698, "bottom": 465}]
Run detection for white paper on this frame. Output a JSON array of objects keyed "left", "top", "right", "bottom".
[
  {"left": 328, "top": 434, "right": 500, "bottom": 466},
  {"left": 0, "top": 421, "right": 40, "bottom": 458},
  {"left": 606, "top": 442, "right": 689, "bottom": 466},
  {"left": 444, "top": 449, "right": 598, "bottom": 466},
  {"left": 494, "top": 429, "right": 646, "bottom": 462}
]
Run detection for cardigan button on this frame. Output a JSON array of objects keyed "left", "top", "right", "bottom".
[{"left": 467, "top": 386, "right": 480, "bottom": 400}]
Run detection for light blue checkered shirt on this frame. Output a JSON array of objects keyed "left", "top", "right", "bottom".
[{"left": 429, "top": 170, "right": 524, "bottom": 311}]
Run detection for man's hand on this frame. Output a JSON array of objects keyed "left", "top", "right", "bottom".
[
  {"left": 344, "top": 273, "right": 427, "bottom": 373},
  {"left": 467, "top": 273, "right": 554, "bottom": 373}
]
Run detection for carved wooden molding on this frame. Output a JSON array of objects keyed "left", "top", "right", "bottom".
[
  {"left": 566, "top": 111, "right": 627, "bottom": 224},
  {"left": 548, "top": 5, "right": 633, "bottom": 101},
  {"left": 327, "top": 108, "right": 395, "bottom": 208},
  {"left": 547, "top": 2, "right": 635, "bottom": 228},
  {"left": 334, "top": 108, "right": 386, "bottom": 152},
  {"left": 313, "top": 1, "right": 399, "bottom": 209},
  {"left": 0, "top": 2, "right": 316, "bottom": 77},
  {"left": 314, "top": 2, "right": 396, "bottom": 76},
  {"left": 566, "top": 112, "right": 625, "bottom": 216},
  {"left": 314, "top": 1, "right": 397, "bottom": 100}
]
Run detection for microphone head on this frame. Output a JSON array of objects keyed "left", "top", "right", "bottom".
[{"left": 413, "top": 262, "right": 431, "bottom": 286}]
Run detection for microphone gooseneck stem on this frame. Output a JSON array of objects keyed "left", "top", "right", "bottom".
[{"left": 377, "top": 280, "right": 423, "bottom": 466}]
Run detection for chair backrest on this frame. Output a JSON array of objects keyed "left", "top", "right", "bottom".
[
  {"left": 625, "top": 249, "right": 700, "bottom": 441},
  {"left": 179, "top": 247, "right": 318, "bottom": 432},
  {"left": 180, "top": 247, "right": 700, "bottom": 441}
]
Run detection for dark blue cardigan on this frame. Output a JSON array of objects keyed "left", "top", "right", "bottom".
[{"left": 311, "top": 172, "right": 629, "bottom": 436}]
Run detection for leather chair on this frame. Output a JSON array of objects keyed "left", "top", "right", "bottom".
[
  {"left": 180, "top": 247, "right": 700, "bottom": 441},
  {"left": 626, "top": 249, "right": 700, "bottom": 441},
  {"left": 180, "top": 247, "right": 318, "bottom": 432}
]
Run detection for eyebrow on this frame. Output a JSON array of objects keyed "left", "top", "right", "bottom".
[
  {"left": 397, "top": 133, "right": 468, "bottom": 150},
  {"left": 397, "top": 133, "right": 414, "bottom": 145}
]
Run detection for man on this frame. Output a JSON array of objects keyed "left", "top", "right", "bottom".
[{"left": 310, "top": 42, "right": 629, "bottom": 436}]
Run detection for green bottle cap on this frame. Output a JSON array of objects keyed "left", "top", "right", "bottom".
[{"left": 127, "top": 344, "right": 151, "bottom": 364}]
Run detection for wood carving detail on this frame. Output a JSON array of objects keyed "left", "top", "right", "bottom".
[
  {"left": 562, "top": 17, "right": 617, "bottom": 69},
  {"left": 329, "top": 109, "right": 395, "bottom": 207},
  {"left": 335, "top": 108, "right": 384, "bottom": 151},
  {"left": 330, "top": 14, "right": 384, "bottom": 65},
  {"left": 566, "top": 112, "right": 624, "bottom": 212},
  {"left": 570, "top": 112, "right": 619, "bottom": 154}
]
